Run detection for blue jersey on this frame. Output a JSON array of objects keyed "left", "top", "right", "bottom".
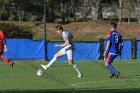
[{"left": 107, "top": 30, "right": 123, "bottom": 55}]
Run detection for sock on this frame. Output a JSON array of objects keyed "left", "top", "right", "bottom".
[
  {"left": 47, "top": 57, "right": 57, "bottom": 68},
  {"left": 107, "top": 64, "right": 117, "bottom": 74},
  {"left": 73, "top": 64, "right": 81, "bottom": 75},
  {"left": 1, "top": 56, "right": 10, "bottom": 64}
]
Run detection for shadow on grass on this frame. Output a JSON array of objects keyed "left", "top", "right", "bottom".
[{"left": 1, "top": 88, "right": 140, "bottom": 93}]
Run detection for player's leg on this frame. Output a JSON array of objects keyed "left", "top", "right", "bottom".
[
  {"left": 110, "top": 55, "right": 120, "bottom": 78},
  {"left": 67, "top": 50, "right": 82, "bottom": 77},
  {"left": 105, "top": 54, "right": 118, "bottom": 78},
  {"left": 1, "top": 55, "right": 14, "bottom": 68},
  {"left": 41, "top": 48, "right": 66, "bottom": 70}
]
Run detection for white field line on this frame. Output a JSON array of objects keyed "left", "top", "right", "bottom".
[{"left": 70, "top": 79, "right": 139, "bottom": 87}]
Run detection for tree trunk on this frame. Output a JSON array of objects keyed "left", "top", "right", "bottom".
[
  {"left": 51, "top": 7, "right": 54, "bottom": 19},
  {"left": 17, "top": 6, "right": 25, "bottom": 21},
  {"left": 98, "top": 5, "right": 103, "bottom": 21},
  {"left": 17, "top": 10, "right": 24, "bottom": 21},
  {"left": 80, "top": 0, "right": 89, "bottom": 21},
  {"left": 91, "top": 0, "right": 101, "bottom": 21},
  {"left": 118, "top": 0, "right": 122, "bottom": 24},
  {"left": 137, "top": 0, "right": 140, "bottom": 24},
  {"left": 72, "top": 0, "right": 76, "bottom": 21},
  {"left": 91, "top": 5, "right": 98, "bottom": 21},
  {"left": 138, "top": 17, "right": 140, "bottom": 24},
  {"left": 128, "top": 15, "right": 130, "bottom": 25},
  {"left": 61, "top": 2, "right": 66, "bottom": 23}
]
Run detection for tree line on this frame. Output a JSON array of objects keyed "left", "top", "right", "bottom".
[{"left": 0, "top": 0, "right": 140, "bottom": 24}]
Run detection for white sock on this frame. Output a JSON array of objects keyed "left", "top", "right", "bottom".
[
  {"left": 47, "top": 57, "right": 57, "bottom": 68},
  {"left": 73, "top": 64, "right": 82, "bottom": 75}
]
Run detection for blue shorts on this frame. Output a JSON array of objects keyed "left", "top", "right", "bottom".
[{"left": 105, "top": 53, "right": 117, "bottom": 64}]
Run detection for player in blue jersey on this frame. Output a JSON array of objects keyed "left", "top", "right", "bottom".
[{"left": 104, "top": 22, "right": 124, "bottom": 78}]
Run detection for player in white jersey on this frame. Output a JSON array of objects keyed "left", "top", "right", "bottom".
[{"left": 41, "top": 25, "right": 82, "bottom": 77}]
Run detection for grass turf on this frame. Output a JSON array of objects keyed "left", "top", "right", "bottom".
[{"left": 0, "top": 59, "right": 140, "bottom": 93}]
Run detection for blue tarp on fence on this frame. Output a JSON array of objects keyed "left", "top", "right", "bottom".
[
  {"left": 2, "top": 39, "right": 132, "bottom": 60},
  {"left": 104, "top": 40, "right": 132, "bottom": 60},
  {"left": 137, "top": 41, "right": 140, "bottom": 59},
  {"left": 47, "top": 42, "right": 100, "bottom": 61},
  {"left": 4, "top": 39, "right": 45, "bottom": 59}
]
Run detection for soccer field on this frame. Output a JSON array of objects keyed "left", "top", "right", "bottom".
[{"left": 0, "top": 59, "right": 140, "bottom": 93}]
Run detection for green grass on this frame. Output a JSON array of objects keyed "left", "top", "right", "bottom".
[{"left": 0, "top": 60, "right": 140, "bottom": 93}]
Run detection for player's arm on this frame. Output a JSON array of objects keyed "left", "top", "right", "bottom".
[
  {"left": 104, "top": 40, "right": 110, "bottom": 57},
  {"left": 0, "top": 31, "right": 6, "bottom": 45},
  {"left": 0, "top": 31, "right": 8, "bottom": 51},
  {"left": 3, "top": 35, "right": 6, "bottom": 46},
  {"left": 119, "top": 42, "right": 124, "bottom": 56},
  {"left": 55, "top": 37, "right": 70, "bottom": 47},
  {"left": 104, "top": 32, "right": 111, "bottom": 57}
]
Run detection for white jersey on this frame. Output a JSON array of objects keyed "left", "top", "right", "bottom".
[{"left": 62, "top": 30, "right": 75, "bottom": 50}]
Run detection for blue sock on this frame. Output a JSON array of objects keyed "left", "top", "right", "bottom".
[{"left": 107, "top": 64, "right": 117, "bottom": 74}]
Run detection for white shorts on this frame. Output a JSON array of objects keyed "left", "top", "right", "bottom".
[{"left": 60, "top": 45, "right": 73, "bottom": 60}]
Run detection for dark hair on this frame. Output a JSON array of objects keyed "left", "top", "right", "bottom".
[
  {"left": 110, "top": 22, "right": 117, "bottom": 28},
  {"left": 55, "top": 25, "right": 63, "bottom": 31}
]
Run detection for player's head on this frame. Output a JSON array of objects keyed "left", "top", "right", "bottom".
[
  {"left": 55, "top": 25, "right": 63, "bottom": 34},
  {"left": 110, "top": 22, "right": 117, "bottom": 29}
]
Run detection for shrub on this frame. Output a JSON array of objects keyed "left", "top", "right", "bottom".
[{"left": 0, "top": 23, "right": 33, "bottom": 39}]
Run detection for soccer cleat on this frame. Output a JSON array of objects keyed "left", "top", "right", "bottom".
[
  {"left": 115, "top": 72, "right": 120, "bottom": 79},
  {"left": 78, "top": 74, "right": 83, "bottom": 78},
  {"left": 10, "top": 62, "right": 14, "bottom": 68},
  {"left": 109, "top": 73, "right": 115, "bottom": 78},
  {"left": 41, "top": 64, "right": 48, "bottom": 70}
]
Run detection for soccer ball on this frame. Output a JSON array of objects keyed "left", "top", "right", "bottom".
[{"left": 37, "top": 69, "right": 44, "bottom": 77}]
